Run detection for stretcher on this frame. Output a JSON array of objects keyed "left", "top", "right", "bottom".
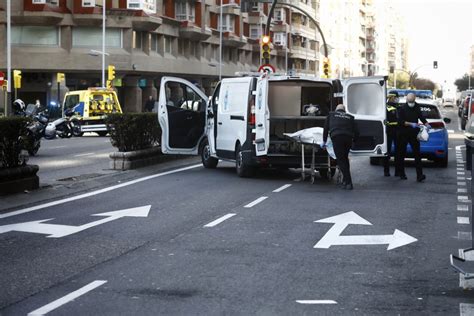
[{"left": 284, "top": 127, "right": 338, "bottom": 184}]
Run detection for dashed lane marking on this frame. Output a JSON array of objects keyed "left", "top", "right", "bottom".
[
  {"left": 458, "top": 188, "right": 468, "bottom": 193},
  {"left": 296, "top": 300, "right": 338, "bottom": 305},
  {"left": 0, "top": 164, "right": 202, "bottom": 219},
  {"left": 204, "top": 213, "right": 236, "bottom": 228},
  {"left": 458, "top": 177, "right": 466, "bottom": 181},
  {"left": 27, "top": 280, "right": 107, "bottom": 316},
  {"left": 458, "top": 172, "right": 466, "bottom": 175},
  {"left": 457, "top": 217, "right": 470, "bottom": 225},
  {"left": 460, "top": 303, "right": 474, "bottom": 315},
  {"left": 74, "top": 152, "right": 95, "bottom": 157},
  {"left": 458, "top": 232, "right": 472, "bottom": 240},
  {"left": 458, "top": 196, "right": 469, "bottom": 201},
  {"left": 448, "top": 130, "right": 455, "bottom": 133},
  {"left": 459, "top": 182, "right": 467, "bottom": 186},
  {"left": 273, "top": 184, "right": 292, "bottom": 193},
  {"left": 244, "top": 196, "right": 268, "bottom": 208},
  {"left": 458, "top": 205, "right": 469, "bottom": 212}
]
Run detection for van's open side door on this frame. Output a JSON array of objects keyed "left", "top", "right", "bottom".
[
  {"left": 158, "top": 77, "right": 208, "bottom": 155},
  {"left": 342, "top": 76, "right": 387, "bottom": 155},
  {"left": 255, "top": 76, "right": 269, "bottom": 156}
]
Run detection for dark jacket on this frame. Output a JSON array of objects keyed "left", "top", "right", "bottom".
[
  {"left": 145, "top": 99, "right": 155, "bottom": 112},
  {"left": 323, "top": 110, "right": 359, "bottom": 142},
  {"left": 397, "top": 102, "right": 427, "bottom": 130}
]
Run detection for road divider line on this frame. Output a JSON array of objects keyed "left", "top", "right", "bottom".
[
  {"left": 296, "top": 300, "right": 337, "bottom": 305},
  {"left": 458, "top": 205, "right": 469, "bottom": 212},
  {"left": 458, "top": 188, "right": 468, "bottom": 193},
  {"left": 458, "top": 177, "right": 466, "bottom": 181},
  {"left": 273, "top": 184, "right": 292, "bottom": 193},
  {"left": 27, "top": 280, "right": 107, "bottom": 316},
  {"left": 458, "top": 182, "right": 467, "bottom": 186},
  {"left": 204, "top": 213, "right": 236, "bottom": 228},
  {"left": 458, "top": 172, "right": 466, "bottom": 175},
  {"left": 74, "top": 152, "right": 95, "bottom": 157},
  {"left": 0, "top": 164, "right": 202, "bottom": 219},
  {"left": 244, "top": 196, "right": 268, "bottom": 208},
  {"left": 458, "top": 217, "right": 470, "bottom": 225}
]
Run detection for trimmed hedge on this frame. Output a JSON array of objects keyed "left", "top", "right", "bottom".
[
  {"left": 106, "top": 113, "right": 161, "bottom": 152},
  {"left": 0, "top": 117, "right": 29, "bottom": 169}
]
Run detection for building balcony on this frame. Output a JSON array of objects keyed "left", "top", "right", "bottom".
[
  {"left": 291, "top": 23, "right": 318, "bottom": 40},
  {"left": 289, "top": 46, "right": 317, "bottom": 61},
  {"left": 179, "top": 21, "right": 212, "bottom": 41},
  {"left": 221, "top": 32, "right": 247, "bottom": 48}
]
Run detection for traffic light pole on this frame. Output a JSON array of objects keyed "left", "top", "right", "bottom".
[{"left": 6, "top": 0, "right": 11, "bottom": 116}]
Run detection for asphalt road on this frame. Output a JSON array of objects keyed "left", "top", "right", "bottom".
[
  {"left": 1, "top": 107, "right": 473, "bottom": 315},
  {"left": 28, "top": 133, "right": 116, "bottom": 185}
]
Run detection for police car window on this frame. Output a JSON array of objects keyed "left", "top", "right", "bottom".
[
  {"left": 418, "top": 105, "right": 441, "bottom": 119},
  {"left": 347, "top": 83, "right": 384, "bottom": 116}
]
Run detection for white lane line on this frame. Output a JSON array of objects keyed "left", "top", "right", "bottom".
[
  {"left": 458, "top": 172, "right": 466, "bottom": 175},
  {"left": 204, "top": 213, "right": 236, "bottom": 228},
  {"left": 273, "top": 184, "right": 292, "bottom": 193},
  {"left": 458, "top": 188, "right": 468, "bottom": 193},
  {"left": 74, "top": 152, "right": 95, "bottom": 157},
  {"left": 458, "top": 217, "right": 471, "bottom": 225},
  {"left": 459, "top": 249, "right": 474, "bottom": 261},
  {"left": 459, "top": 182, "right": 467, "bottom": 186},
  {"left": 0, "top": 164, "right": 202, "bottom": 219},
  {"left": 448, "top": 129, "right": 455, "bottom": 133},
  {"left": 458, "top": 232, "right": 472, "bottom": 240},
  {"left": 296, "top": 300, "right": 337, "bottom": 305},
  {"left": 27, "top": 280, "right": 107, "bottom": 316},
  {"left": 458, "top": 168, "right": 465, "bottom": 171},
  {"left": 457, "top": 145, "right": 466, "bottom": 150},
  {"left": 458, "top": 205, "right": 469, "bottom": 211},
  {"left": 458, "top": 177, "right": 466, "bottom": 181},
  {"left": 460, "top": 303, "right": 474, "bottom": 315},
  {"left": 459, "top": 196, "right": 469, "bottom": 201},
  {"left": 48, "top": 145, "right": 67, "bottom": 150},
  {"left": 244, "top": 196, "right": 268, "bottom": 208}
]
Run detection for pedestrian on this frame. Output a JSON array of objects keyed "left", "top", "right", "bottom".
[
  {"left": 144, "top": 95, "right": 155, "bottom": 112},
  {"left": 323, "top": 104, "right": 359, "bottom": 190},
  {"left": 383, "top": 93, "right": 400, "bottom": 177},
  {"left": 396, "top": 92, "right": 431, "bottom": 182}
]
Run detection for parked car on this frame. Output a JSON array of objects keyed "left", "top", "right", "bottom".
[
  {"left": 158, "top": 75, "right": 388, "bottom": 177},
  {"left": 460, "top": 94, "right": 473, "bottom": 130}
]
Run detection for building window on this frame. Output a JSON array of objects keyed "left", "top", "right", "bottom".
[
  {"left": 12, "top": 26, "right": 59, "bottom": 46},
  {"left": 164, "top": 36, "right": 173, "bottom": 54},
  {"left": 32, "top": 0, "right": 59, "bottom": 5},
  {"left": 178, "top": 38, "right": 187, "bottom": 56},
  {"left": 274, "top": 8, "right": 286, "bottom": 22},
  {"left": 190, "top": 42, "right": 200, "bottom": 59},
  {"left": 127, "top": 0, "right": 156, "bottom": 14},
  {"left": 175, "top": 0, "right": 195, "bottom": 22},
  {"left": 133, "top": 31, "right": 143, "bottom": 49},
  {"left": 273, "top": 32, "right": 287, "bottom": 46},
  {"left": 72, "top": 27, "right": 122, "bottom": 48},
  {"left": 249, "top": 25, "right": 261, "bottom": 39},
  {"left": 151, "top": 33, "right": 158, "bottom": 52},
  {"left": 219, "top": 14, "right": 235, "bottom": 33}
]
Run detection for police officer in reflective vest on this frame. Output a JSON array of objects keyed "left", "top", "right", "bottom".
[
  {"left": 383, "top": 94, "right": 400, "bottom": 176},
  {"left": 323, "top": 104, "right": 359, "bottom": 190}
]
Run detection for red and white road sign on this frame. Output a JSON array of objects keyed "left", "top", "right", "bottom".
[
  {"left": 0, "top": 71, "right": 4, "bottom": 86},
  {"left": 258, "top": 64, "right": 275, "bottom": 74}
]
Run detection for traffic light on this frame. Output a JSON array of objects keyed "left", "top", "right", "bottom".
[
  {"left": 57, "top": 72, "right": 65, "bottom": 83},
  {"left": 433, "top": 61, "right": 438, "bottom": 69},
  {"left": 261, "top": 35, "right": 271, "bottom": 64},
  {"left": 108, "top": 65, "right": 116, "bottom": 82},
  {"left": 322, "top": 58, "right": 331, "bottom": 78},
  {"left": 13, "top": 70, "right": 22, "bottom": 89}
]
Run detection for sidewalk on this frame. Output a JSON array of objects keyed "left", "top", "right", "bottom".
[{"left": 0, "top": 156, "right": 201, "bottom": 214}]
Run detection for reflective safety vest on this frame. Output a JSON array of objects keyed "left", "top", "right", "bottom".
[{"left": 386, "top": 105, "right": 398, "bottom": 127}]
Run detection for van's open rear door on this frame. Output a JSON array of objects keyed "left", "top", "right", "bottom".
[
  {"left": 342, "top": 76, "right": 387, "bottom": 155},
  {"left": 255, "top": 76, "right": 269, "bottom": 156}
]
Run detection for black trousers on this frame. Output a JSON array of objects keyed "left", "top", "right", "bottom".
[
  {"left": 396, "top": 128, "right": 423, "bottom": 178},
  {"left": 332, "top": 135, "right": 353, "bottom": 185},
  {"left": 383, "top": 127, "right": 398, "bottom": 174}
]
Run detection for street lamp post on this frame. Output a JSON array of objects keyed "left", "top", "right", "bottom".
[
  {"left": 6, "top": 0, "right": 11, "bottom": 116},
  {"left": 101, "top": 2, "right": 106, "bottom": 88}
]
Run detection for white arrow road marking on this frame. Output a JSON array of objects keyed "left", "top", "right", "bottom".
[
  {"left": 314, "top": 211, "right": 417, "bottom": 250},
  {"left": 0, "top": 205, "right": 151, "bottom": 238},
  {"left": 28, "top": 280, "right": 107, "bottom": 316}
]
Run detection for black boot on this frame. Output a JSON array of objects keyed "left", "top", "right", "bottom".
[
  {"left": 400, "top": 174, "right": 407, "bottom": 180},
  {"left": 384, "top": 170, "right": 390, "bottom": 177},
  {"left": 417, "top": 174, "right": 426, "bottom": 182}
]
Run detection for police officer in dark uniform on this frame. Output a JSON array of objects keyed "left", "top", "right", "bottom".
[
  {"left": 383, "top": 93, "right": 400, "bottom": 176},
  {"left": 396, "top": 93, "right": 431, "bottom": 182},
  {"left": 323, "top": 104, "right": 359, "bottom": 190}
]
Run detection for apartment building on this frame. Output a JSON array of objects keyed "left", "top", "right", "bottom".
[{"left": 470, "top": 45, "right": 474, "bottom": 76}]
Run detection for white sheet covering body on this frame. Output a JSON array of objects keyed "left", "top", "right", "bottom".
[{"left": 284, "top": 127, "right": 336, "bottom": 159}]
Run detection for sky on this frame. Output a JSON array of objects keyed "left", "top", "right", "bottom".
[{"left": 393, "top": 0, "right": 473, "bottom": 88}]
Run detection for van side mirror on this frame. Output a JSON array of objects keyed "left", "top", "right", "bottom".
[{"left": 443, "top": 117, "right": 451, "bottom": 124}]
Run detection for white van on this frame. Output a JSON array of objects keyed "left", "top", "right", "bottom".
[{"left": 158, "top": 75, "right": 387, "bottom": 177}]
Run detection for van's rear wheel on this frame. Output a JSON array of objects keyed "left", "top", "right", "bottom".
[
  {"left": 236, "top": 144, "right": 254, "bottom": 178},
  {"left": 200, "top": 139, "right": 218, "bottom": 169}
]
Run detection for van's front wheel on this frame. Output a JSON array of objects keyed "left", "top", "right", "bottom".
[
  {"left": 236, "top": 144, "right": 255, "bottom": 178},
  {"left": 200, "top": 139, "right": 218, "bottom": 169}
]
